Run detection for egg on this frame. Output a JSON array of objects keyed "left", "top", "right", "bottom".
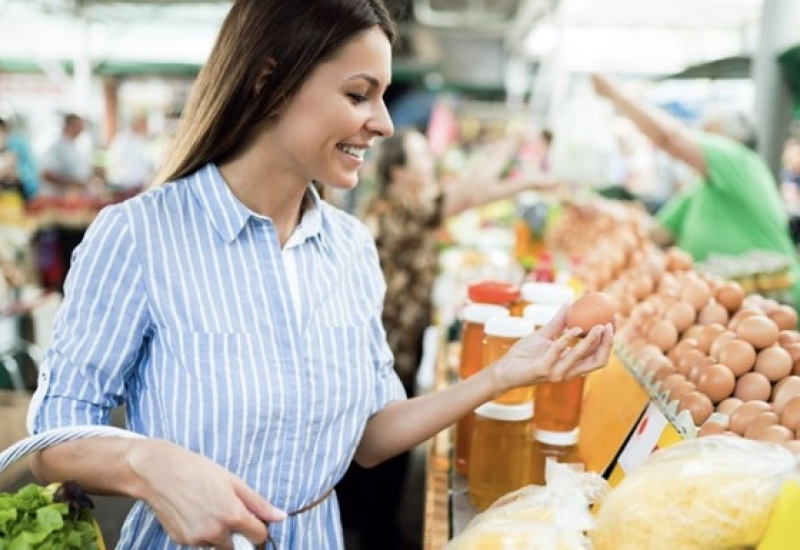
[
  {"left": 715, "top": 282, "right": 744, "bottom": 311},
  {"left": 768, "top": 305, "right": 798, "bottom": 331},
  {"left": 716, "top": 397, "right": 744, "bottom": 416},
  {"left": 669, "top": 380, "right": 697, "bottom": 404},
  {"left": 734, "top": 371, "right": 772, "bottom": 402},
  {"left": 743, "top": 410, "right": 780, "bottom": 439},
  {"left": 736, "top": 315, "right": 780, "bottom": 349},
  {"left": 779, "top": 396, "right": 800, "bottom": 432},
  {"left": 696, "top": 364, "right": 736, "bottom": 403},
  {"left": 777, "top": 330, "right": 800, "bottom": 348},
  {"left": 681, "top": 279, "right": 712, "bottom": 310},
  {"left": 754, "top": 346, "right": 793, "bottom": 381},
  {"left": 728, "top": 400, "right": 772, "bottom": 434},
  {"left": 678, "top": 391, "right": 714, "bottom": 426},
  {"left": 786, "top": 343, "right": 800, "bottom": 376},
  {"left": 676, "top": 349, "right": 706, "bottom": 378},
  {"left": 696, "top": 324, "right": 726, "bottom": 354},
  {"left": 647, "top": 320, "right": 679, "bottom": 352},
  {"left": 697, "top": 420, "right": 727, "bottom": 437},
  {"left": 757, "top": 424, "right": 794, "bottom": 443},
  {"left": 718, "top": 339, "right": 756, "bottom": 377},
  {"left": 772, "top": 376, "right": 800, "bottom": 414},
  {"left": 665, "top": 247, "right": 693, "bottom": 271},
  {"left": 668, "top": 338, "right": 698, "bottom": 362},
  {"left": 709, "top": 331, "right": 736, "bottom": 360},
  {"left": 697, "top": 300, "right": 729, "bottom": 326},
  {"left": 665, "top": 301, "right": 696, "bottom": 333},
  {"left": 688, "top": 357, "right": 715, "bottom": 384},
  {"left": 660, "top": 373, "right": 688, "bottom": 395},
  {"left": 565, "top": 292, "right": 616, "bottom": 333}
]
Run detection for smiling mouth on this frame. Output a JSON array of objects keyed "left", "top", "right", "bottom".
[{"left": 337, "top": 144, "right": 367, "bottom": 160}]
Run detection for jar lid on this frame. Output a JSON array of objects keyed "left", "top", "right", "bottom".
[
  {"left": 523, "top": 304, "right": 561, "bottom": 327},
  {"left": 461, "top": 303, "right": 510, "bottom": 324},
  {"left": 468, "top": 280, "right": 520, "bottom": 305},
  {"left": 520, "top": 282, "right": 575, "bottom": 305},
  {"left": 475, "top": 401, "right": 534, "bottom": 421},
  {"left": 535, "top": 428, "right": 579, "bottom": 445},
  {"left": 484, "top": 316, "right": 535, "bottom": 338}
]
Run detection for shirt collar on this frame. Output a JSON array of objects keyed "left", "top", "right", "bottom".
[{"left": 187, "top": 163, "right": 326, "bottom": 246}]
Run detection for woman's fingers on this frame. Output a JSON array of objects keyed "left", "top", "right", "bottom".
[
  {"left": 548, "top": 324, "right": 605, "bottom": 381},
  {"left": 561, "top": 324, "right": 615, "bottom": 379},
  {"left": 537, "top": 305, "right": 570, "bottom": 340},
  {"left": 568, "top": 324, "right": 615, "bottom": 377}
]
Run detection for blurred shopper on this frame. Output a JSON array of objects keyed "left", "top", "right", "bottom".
[
  {"left": 592, "top": 74, "right": 800, "bottom": 308},
  {"left": 37, "top": 113, "right": 97, "bottom": 292},
  {"left": 40, "top": 113, "right": 93, "bottom": 195},
  {"left": 0, "top": 116, "right": 38, "bottom": 200},
  {"left": 0, "top": 118, "right": 23, "bottom": 196},
  {"left": 337, "top": 127, "right": 558, "bottom": 550},
  {"left": 780, "top": 137, "right": 800, "bottom": 206},
  {"left": 25, "top": 3, "right": 614, "bottom": 549},
  {"left": 105, "top": 113, "right": 155, "bottom": 195}
]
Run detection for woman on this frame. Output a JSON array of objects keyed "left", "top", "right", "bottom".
[
  {"left": 26, "top": 2, "right": 615, "bottom": 549},
  {"left": 339, "top": 128, "right": 554, "bottom": 549}
]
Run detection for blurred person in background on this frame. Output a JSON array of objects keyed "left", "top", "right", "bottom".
[
  {"left": 39, "top": 113, "right": 93, "bottom": 196},
  {"left": 0, "top": 115, "right": 38, "bottom": 200},
  {"left": 337, "top": 126, "right": 558, "bottom": 550},
  {"left": 780, "top": 137, "right": 800, "bottom": 208},
  {"left": 592, "top": 74, "right": 800, "bottom": 308},
  {"left": 24, "top": 1, "right": 614, "bottom": 548},
  {"left": 0, "top": 118, "right": 24, "bottom": 195},
  {"left": 105, "top": 113, "right": 155, "bottom": 196}
]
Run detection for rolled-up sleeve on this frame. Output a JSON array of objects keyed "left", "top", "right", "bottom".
[{"left": 27, "top": 206, "right": 151, "bottom": 434}]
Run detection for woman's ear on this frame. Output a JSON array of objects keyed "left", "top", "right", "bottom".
[{"left": 254, "top": 57, "right": 277, "bottom": 97}]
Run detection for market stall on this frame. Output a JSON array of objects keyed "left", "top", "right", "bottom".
[{"left": 423, "top": 194, "right": 800, "bottom": 549}]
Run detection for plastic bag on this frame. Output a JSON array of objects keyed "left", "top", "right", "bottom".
[
  {"left": 592, "top": 435, "right": 798, "bottom": 550},
  {"left": 548, "top": 78, "right": 618, "bottom": 188},
  {"left": 445, "top": 461, "right": 609, "bottom": 550}
]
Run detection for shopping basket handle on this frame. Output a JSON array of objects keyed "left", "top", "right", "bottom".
[{"left": 0, "top": 425, "right": 256, "bottom": 550}]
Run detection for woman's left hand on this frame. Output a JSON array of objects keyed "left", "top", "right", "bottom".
[{"left": 489, "top": 306, "right": 615, "bottom": 394}]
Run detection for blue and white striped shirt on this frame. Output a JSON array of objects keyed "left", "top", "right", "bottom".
[{"left": 27, "top": 163, "right": 406, "bottom": 549}]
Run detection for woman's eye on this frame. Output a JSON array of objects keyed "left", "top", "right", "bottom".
[{"left": 347, "top": 93, "right": 368, "bottom": 104}]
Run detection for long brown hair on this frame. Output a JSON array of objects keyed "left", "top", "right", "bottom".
[{"left": 153, "top": 0, "right": 395, "bottom": 186}]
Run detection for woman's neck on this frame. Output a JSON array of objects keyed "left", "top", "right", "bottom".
[{"left": 218, "top": 150, "right": 308, "bottom": 247}]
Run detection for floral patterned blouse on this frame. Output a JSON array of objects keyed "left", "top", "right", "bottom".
[{"left": 361, "top": 188, "right": 444, "bottom": 393}]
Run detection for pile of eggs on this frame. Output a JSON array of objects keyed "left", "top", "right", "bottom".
[{"left": 607, "top": 247, "right": 800, "bottom": 453}]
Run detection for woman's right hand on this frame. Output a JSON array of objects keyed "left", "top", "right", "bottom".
[{"left": 127, "top": 439, "right": 286, "bottom": 549}]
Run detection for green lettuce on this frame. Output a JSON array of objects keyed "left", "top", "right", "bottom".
[{"left": 0, "top": 483, "right": 99, "bottom": 549}]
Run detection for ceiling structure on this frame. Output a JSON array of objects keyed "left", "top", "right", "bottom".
[{"left": 0, "top": 0, "right": 768, "bottom": 83}]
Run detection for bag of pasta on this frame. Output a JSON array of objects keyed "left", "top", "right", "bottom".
[
  {"left": 445, "top": 462, "right": 609, "bottom": 550},
  {"left": 592, "top": 435, "right": 798, "bottom": 550}
]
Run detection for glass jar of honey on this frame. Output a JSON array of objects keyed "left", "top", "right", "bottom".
[
  {"left": 530, "top": 428, "right": 582, "bottom": 486},
  {"left": 455, "top": 304, "right": 510, "bottom": 477},
  {"left": 523, "top": 293, "right": 586, "bottom": 434},
  {"left": 483, "top": 316, "right": 536, "bottom": 404},
  {"left": 468, "top": 401, "right": 534, "bottom": 511},
  {"left": 467, "top": 279, "right": 521, "bottom": 314},
  {"left": 533, "top": 376, "right": 586, "bottom": 432}
]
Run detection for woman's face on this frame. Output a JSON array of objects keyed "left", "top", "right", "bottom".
[{"left": 265, "top": 26, "right": 394, "bottom": 190}]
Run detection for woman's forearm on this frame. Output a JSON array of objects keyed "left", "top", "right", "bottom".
[
  {"left": 29, "top": 437, "right": 146, "bottom": 498},
  {"left": 353, "top": 366, "right": 504, "bottom": 467}
]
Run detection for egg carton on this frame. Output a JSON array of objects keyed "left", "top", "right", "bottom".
[{"left": 613, "top": 345, "right": 698, "bottom": 439}]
